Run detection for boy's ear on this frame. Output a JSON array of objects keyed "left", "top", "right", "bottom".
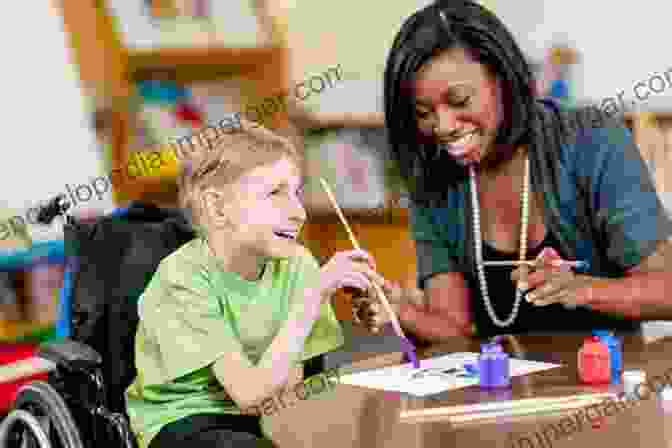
[{"left": 201, "top": 188, "right": 231, "bottom": 226}]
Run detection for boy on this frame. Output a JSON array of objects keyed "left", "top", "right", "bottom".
[{"left": 125, "top": 120, "right": 391, "bottom": 448}]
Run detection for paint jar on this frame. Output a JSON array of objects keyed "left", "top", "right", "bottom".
[
  {"left": 478, "top": 341, "right": 510, "bottom": 388},
  {"left": 478, "top": 343, "right": 493, "bottom": 386},
  {"left": 578, "top": 336, "right": 611, "bottom": 384},
  {"left": 593, "top": 330, "right": 622, "bottom": 384}
]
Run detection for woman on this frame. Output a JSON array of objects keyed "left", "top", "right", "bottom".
[{"left": 379, "top": 0, "right": 672, "bottom": 339}]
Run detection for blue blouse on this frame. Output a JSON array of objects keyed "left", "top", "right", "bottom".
[{"left": 410, "top": 110, "right": 672, "bottom": 332}]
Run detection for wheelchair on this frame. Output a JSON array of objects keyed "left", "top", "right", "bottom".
[{"left": 0, "top": 196, "right": 326, "bottom": 448}]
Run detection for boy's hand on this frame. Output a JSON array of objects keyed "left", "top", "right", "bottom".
[{"left": 316, "top": 250, "right": 387, "bottom": 305}]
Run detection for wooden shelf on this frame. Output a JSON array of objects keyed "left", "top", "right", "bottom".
[
  {"left": 112, "top": 176, "right": 179, "bottom": 207},
  {"left": 57, "top": 0, "right": 292, "bottom": 205},
  {"left": 127, "top": 45, "right": 284, "bottom": 82}
]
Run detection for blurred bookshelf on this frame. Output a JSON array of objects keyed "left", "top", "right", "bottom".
[
  {"left": 0, "top": 1, "right": 295, "bottom": 339},
  {"left": 56, "top": 0, "right": 292, "bottom": 207},
  {"left": 0, "top": 242, "right": 64, "bottom": 342}
]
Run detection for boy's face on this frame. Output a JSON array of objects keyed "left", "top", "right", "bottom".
[{"left": 226, "top": 156, "right": 306, "bottom": 259}]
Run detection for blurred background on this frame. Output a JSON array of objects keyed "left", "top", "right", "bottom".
[{"left": 0, "top": 0, "right": 671, "bottom": 342}]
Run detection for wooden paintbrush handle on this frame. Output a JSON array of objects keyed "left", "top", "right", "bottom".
[{"left": 318, "top": 178, "right": 408, "bottom": 341}]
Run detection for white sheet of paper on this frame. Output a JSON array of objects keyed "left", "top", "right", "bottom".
[{"left": 339, "top": 352, "right": 561, "bottom": 396}]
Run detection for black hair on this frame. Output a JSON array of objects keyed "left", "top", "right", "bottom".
[{"left": 383, "top": 0, "right": 537, "bottom": 206}]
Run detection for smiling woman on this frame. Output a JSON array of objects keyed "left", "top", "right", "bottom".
[{"left": 381, "top": 0, "right": 672, "bottom": 339}]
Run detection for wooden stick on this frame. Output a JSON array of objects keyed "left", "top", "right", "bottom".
[
  {"left": 449, "top": 396, "right": 606, "bottom": 423},
  {"left": 399, "top": 393, "right": 615, "bottom": 421},
  {"left": 318, "top": 178, "right": 408, "bottom": 341},
  {"left": 318, "top": 179, "right": 362, "bottom": 252}
]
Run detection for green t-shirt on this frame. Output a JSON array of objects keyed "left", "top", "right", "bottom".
[{"left": 125, "top": 238, "right": 344, "bottom": 448}]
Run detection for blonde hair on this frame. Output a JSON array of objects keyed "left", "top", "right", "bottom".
[{"left": 177, "top": 119, "right": 302, "bottom": 235}]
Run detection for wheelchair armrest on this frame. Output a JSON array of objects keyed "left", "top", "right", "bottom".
[{"left": 37, "top": 339, "right": 102, "bottom": 371}]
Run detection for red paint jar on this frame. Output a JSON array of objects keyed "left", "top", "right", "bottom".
[{"left": 578, "top": 336, "right": 611, "bottom": 384}]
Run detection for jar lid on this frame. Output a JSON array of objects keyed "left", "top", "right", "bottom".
[
  {"left": 480, "top": 343, "right": 492, "bottom": 353},
  {"left": 622, "top": 369, "right": 647, "bottom": 382},
  {"left": 660, "top": 387, "right": 672, "bottom": 401}
]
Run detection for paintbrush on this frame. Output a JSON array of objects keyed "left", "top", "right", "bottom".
[
  {"left": 481, "top": 260, "right": 589, "bottom": 270},
  {"left": 318, "top": 178, "right": 420, "bottom": 368}
]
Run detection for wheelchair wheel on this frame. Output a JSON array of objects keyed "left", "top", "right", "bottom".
[
  {"left": 0, "top": 409, "right": 52, "bottom": 448},
  {"left": 11, "top": 382, "right": 83, "bottom": 448}
]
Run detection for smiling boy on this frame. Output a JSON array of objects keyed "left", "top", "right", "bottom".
[{"left": 125, "top": 119, "right": 391, "bottom": 448}]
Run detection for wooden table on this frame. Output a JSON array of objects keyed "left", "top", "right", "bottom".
[{"left": 263, "top": 332, "right": 672, "bottom": 447}]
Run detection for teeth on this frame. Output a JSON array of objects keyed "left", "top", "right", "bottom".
[
  {"left": 440, "top": 131, "right": 477, "bottom": 156},
  {"left": 454, "top": 132, "right": 475, "bottom": 146},
  {"left": 449, "top": 131, "right": 476, "bottom": 149}
]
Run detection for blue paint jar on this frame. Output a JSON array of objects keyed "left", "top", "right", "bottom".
[{"left": 593, "top": 330, "right": 622, "bottom": 384}]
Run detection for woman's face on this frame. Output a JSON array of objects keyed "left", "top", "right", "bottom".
[{"left": 413, "top": 47, "right": 504, "bottom": 166}]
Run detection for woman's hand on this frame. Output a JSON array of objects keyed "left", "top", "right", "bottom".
[
  {"left": 348, "top": 280, "right": 422, "bottom": 333},
  {"left": 510, "top": 248, "right": 593, "bottom": 307},
  {"left": 316, "top": 250, "right": 387, "bottom": 305},
  {"left": 350, "top": 287, "right": 386, "bottom": 333},
  {"left": 353, "top": 282, "right": 426, "bottom": 333},
  {"left": 386, "top": 282, "right": 426, "bottom": 313}
]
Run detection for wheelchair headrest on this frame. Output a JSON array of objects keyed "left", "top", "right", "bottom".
[{"left": 64, "top": 202, "right": 195, "bottom": 257}]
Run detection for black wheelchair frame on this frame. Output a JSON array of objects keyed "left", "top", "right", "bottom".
[{"left": 0, "top": 196, "right": 195, "bottom": 448}]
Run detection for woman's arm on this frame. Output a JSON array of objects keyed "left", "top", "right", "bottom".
[
  {"left": 575, "top": 239, "right": 672, "bottom": 320},
  {"left": 523, "top": 125, "right": 672, "bottom": 319},
  {"left": 403, "top": 202, "right": 476, "bottom": 342},
  {"left": 577, "top": 125, "right": 672, "bottom": 319},
  {"left": 398, "top": 272, "right": 475, "bottom": 343}
]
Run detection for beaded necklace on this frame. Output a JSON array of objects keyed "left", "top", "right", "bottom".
[{"left": 469, "top": 154, "right": 530, "bottom": 328}]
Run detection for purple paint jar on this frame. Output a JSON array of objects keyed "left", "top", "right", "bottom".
[
  {"left": 478, "top": 342, "right": 495, "bottom": 386},
  {"left": 478, "top": 341, "right": 511, "bottom": 388}
]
